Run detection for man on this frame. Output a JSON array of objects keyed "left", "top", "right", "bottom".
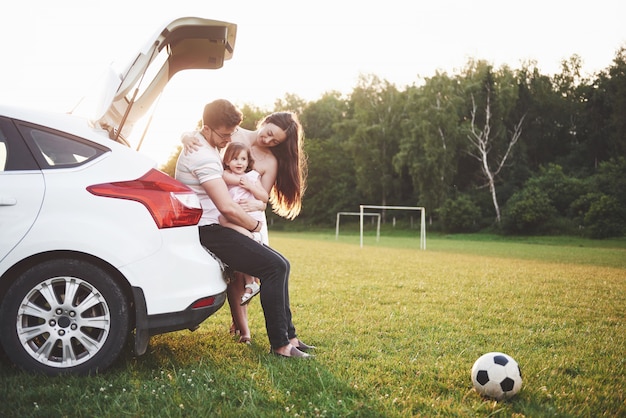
[{"left": 175, "top": 99, "right": 313, "bottom": 358}]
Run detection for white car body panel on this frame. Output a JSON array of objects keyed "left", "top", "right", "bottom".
[
  {"left": 119, "top": 227, "right": 226, "bottom": 315},
  {"left": 0, "top": 170, "right": 45, "bottom": 263}
]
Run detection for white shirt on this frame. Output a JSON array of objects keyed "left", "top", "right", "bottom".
[{"left": 175, "top": 131, "right": 223, "bottom": 226}]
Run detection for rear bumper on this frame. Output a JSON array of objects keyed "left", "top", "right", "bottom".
[
  {"left": 131, "top": 286, "right": 227, "bottom": 355},
  {"left": 119, "top": 226, "right": 227, "bottom": 316}
]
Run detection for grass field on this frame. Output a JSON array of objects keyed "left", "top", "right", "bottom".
[{"left": 1, "top": 230, "right": 624, "bottom": 417}]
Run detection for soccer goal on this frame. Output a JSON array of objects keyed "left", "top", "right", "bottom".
[
  {"left": 359, "top": 205, "right": 426, "bottom": 250},
  {"left": 335, "top": 212, "right": 381, "bottom": 241}
]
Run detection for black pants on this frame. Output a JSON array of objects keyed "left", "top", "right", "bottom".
[{"left": 199, "top": 224, "right": 297, "bottom": 349}]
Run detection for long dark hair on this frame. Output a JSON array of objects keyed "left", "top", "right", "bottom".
[{"left": 260, "top": 112, "right": 307, "bottom": 220}]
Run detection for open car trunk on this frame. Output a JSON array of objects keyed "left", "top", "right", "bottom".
[{"left": 76, "top": 17, "right": 236, "bottom": 144}]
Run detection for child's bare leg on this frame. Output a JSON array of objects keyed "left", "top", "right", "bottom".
[
  {"left": 227, "top": 272, "right": 251, "bottom": 343},
  {"left": 219, "top": 215, "right": 254, "bottom": 239}
]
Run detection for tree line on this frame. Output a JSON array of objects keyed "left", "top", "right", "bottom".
[{"left": 162, "top": 47, "right": 626, "bottom": 238}]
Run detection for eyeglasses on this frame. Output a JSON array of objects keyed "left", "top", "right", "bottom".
[{"left": 209, "top": 127, "right": 238, "bottom": 140}]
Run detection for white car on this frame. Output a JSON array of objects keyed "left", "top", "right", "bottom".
[{"left": 0, "top": 17, "right": 237, "bottom": 375}]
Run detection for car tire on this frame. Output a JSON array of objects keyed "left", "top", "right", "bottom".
[{"left": 0, "top": 258, "right": 130, "bottom": 375}]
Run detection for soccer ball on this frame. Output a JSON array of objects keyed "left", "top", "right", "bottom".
[{"left": 471, "top": 352, "right": 522, "bottom": 400}]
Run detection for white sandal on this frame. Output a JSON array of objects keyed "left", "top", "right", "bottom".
[{"left": 240, "top": 281, "right": 260, "bottom": 305}]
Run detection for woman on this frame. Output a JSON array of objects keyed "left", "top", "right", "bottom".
[
  {"left": 182, "top": 111, "right": 308, "bottom": 344},
  {"left": 232, "top": 112, "right": 305, "bottom": 215}
]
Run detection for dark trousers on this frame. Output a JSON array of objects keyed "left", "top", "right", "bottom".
[{"left": 198, "top": 224, "right": 297, "bottom": 348}]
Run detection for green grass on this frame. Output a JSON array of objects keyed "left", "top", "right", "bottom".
[{"left": 1, "top": 231, "right": 624, "bottom": 417}]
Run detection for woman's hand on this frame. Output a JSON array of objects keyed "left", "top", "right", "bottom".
[
  {"left": 181, "top": 132, "right": 201, "bottom": 155},
  {"left": 238, "top": 198, "right": 266, "bottom": 212}
]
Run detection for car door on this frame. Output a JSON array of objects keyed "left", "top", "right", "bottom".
[{"left": 0, "top": 117, "right": 45, "bottom": 263}]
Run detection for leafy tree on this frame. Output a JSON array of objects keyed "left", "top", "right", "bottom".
[
  {"left": 394, "top": 71, "right": 463, "bottom": 219},
  {"left": 570, "top": 192, "right": 600, "bottom": 230},
  {"left": 501, "top": 186, "right": 556, "bottom": 234},
  {"left": 438, "top": 194, "right": 481, "bottom": 233},
  {"left": 297, "top": 92, "right": 355, "bottom": 223},
  {"left": 515, "top": 59, "right": 579, "bottom": 173},
  {"left": 582, "top": 45, "right": 626, "bottom": 169},
  {"left": 582, "top": 157, "right": 626, "bottom": 238},
  {"left": 273, "top": 93, "right": 307, "bottom": 115},
  {"left": 548, "top": 54, "right": 603, "bottom": 173},
  {"left": 525, "top": 164, "right": 585, "bottom": 216},
  {"left": 345, "top": 74, "right": 407, "bottom": 218},
  {"left": 300, "top": 138, "right": 358, "bottom": 225},
  {"left": 299, "top": 91, "right": 348, "bottom": 140},
  {"left": 606, "top": 46, "right": 626, "bottom": 157},
  {"left": 584, "top": 194, "right": 626, "bottom": 238},
  {"left": 592, "top": 157, "right": 626, "bottom": 204},
  {"left": 238, "top": 103, "right": 270, "bottom": 130}
]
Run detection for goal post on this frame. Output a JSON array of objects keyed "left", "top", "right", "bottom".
[
  {"left": 336, "top": 212, "right": 381, "bottom": 241},
  {"left": 359, "top": 205, "right": 426, "bottom": 250}
]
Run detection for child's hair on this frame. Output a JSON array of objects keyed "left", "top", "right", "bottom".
[{"left": 222, "top": 142, "right": 254, "bottom": 172}]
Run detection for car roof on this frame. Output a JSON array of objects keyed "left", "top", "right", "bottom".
[
  {"left": 1, "top": 104, "right": 107, "bottom": 141},
  {"left": 76, "top": 17, "right": 237, "bottom": 146},
  {"left": 1, "top": 104, "right": 134, "bottom": 153}
]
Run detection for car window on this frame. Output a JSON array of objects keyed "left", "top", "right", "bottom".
[
  {"left": 0, "top": 117, "right": 39, "bottom": 171},
  {"left": 17, "top": 124, "right": 109, "bottom": 169},
  {"left": 0, "top": 127, "right": 6, "bottom": 171}
]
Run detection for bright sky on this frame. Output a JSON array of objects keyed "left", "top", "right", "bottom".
[{"left": 1, "top": 0, "right": 624, "bottom": 164}]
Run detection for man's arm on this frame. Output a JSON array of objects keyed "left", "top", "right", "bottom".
[{"left": 202, "top": 178, "right": 261, "bottom": 232}]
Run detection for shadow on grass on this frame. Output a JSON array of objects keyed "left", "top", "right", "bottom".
[{"left": 0, "top": 326, "right": 391, "bottom": 417}]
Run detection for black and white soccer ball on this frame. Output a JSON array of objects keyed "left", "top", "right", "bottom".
[{"left": 471, "top": 352, "right": 522, "bottom": 400}]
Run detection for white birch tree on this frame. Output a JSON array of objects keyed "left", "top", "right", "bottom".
[{"left": 466, "top": 87, "right": 525, "bottom": 223}]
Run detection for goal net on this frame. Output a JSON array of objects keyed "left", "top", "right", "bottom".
[
  {"left": 359, "top": 205, "right": 426, "bottom": 250},
  {"left": 335, "top": 212, "right": 381, "bottom": 241}
]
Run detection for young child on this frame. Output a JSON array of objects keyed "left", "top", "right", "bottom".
[{"left": 218, "top": 142, "right": 268, "bottom": 305}]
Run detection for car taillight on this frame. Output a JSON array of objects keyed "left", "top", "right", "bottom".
[
  {"left": 87, "top": 169, "right": 202, "bottom": 228},
  {"left": 191, "top": 296, "right": 216, "bottom": 309}
]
